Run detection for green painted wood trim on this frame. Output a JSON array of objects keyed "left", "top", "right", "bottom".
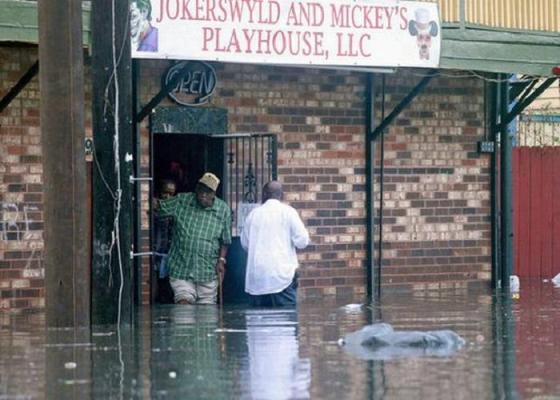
[
  {"left": 456, "top": 23, "right": 560, "bottom": 38},
  {"left": 0, "top": 0, "right": 91, "bottom": 46},
  {"left": 443, "top": 26, "right": 560, "bottom": 44},
  {"left": 441, "top": 27, "right": 560, "bottom": 76}
]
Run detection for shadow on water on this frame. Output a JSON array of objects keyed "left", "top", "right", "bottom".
[{"left": 1, "top": 282, "right": 559, "bottom": 399}]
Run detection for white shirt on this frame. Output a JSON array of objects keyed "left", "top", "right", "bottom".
[{"left": 241, "top": 199, "right": 310, "bottom": 295}]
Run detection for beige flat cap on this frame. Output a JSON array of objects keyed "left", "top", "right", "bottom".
[{"left": 198, "top": 172, "right": 220, "bottom": 192}]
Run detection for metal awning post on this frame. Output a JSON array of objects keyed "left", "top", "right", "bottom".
[
  {"left": 366, "top": 69, "right": 435, "bottom": 301},
  {"left": 365, "top": 72, "right": 377, "bottom": 302},
  {"left": 370, "top": 69, "right": 437, "bottom": 141},
  {"left": 499, "top": 75, "right": 513, "bottom": 290}
]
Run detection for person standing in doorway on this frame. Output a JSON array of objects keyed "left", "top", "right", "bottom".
[
  {"left": 241, "top": 181, "right": 310, "bottom": 307},
  {"left": 153, "top": 178, "right": 177, "bottom": 304},
  {"left": 156, "top": 172, "right": 231, "bottom": 304}
]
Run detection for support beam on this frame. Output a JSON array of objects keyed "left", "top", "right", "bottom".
[
  {"left": 365, "top": 73, "right": 378, "bottom": 301},
  {"left": 0, "top": 60, "right": 38, "bottom": 114},
  {"left": 497, "top": 77, "right": 558, "bottom": 132},
  {"left": 38, "top": 0, "right": 89, "bottom": 327},
  {"left": 499, "top": 76, "right": 513, "bottom": 289},
  {"left": 488, "top": 80, "right": 500, "bottom": 289},
  {"left": 136, "top": 62, "right": 194, "bottom": 122},
  {"left": 370, "top": 69, "right": 437, "bottom": 141},
  {"left": 91, "top": 0, "right": 134, "bottom": 325},
  {"left": 508, "top": 76, "right": 536, "bottom": 102}
]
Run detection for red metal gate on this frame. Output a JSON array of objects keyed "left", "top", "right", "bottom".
[{"left": 513, "top": 147, "right": 560, "bottom": 279}]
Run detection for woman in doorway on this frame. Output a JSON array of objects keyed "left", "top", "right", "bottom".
[{"left": 153, "top": 178, "right": 177, "bottom": 304}]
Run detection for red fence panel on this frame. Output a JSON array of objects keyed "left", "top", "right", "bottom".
[
  {"left": 554, "top": 151, "right": 560, "bottom": 278},
  {"left": 513, "top": 147, "right": 560, "bottom": 279}
]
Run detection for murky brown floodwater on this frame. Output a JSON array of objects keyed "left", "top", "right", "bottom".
[{"left": 1, "top": 281, "right": 559, "bottom": 399}]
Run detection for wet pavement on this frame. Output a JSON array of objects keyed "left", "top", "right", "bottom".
[{"left": 1, "top": 282, "right": 559, "bottom": 399}]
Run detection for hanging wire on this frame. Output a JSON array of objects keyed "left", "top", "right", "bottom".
[
  {"left": 407, "top": 69, "right": 558, "bottom": 83},
  {"left": 110, "top": 0, "right": 125, "bottom": 328}
]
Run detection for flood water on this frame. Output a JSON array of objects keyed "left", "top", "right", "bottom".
[{"left": 1, "top": 282, "right": 559, "bottom": 399}]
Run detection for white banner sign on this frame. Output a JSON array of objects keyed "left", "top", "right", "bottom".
[{"left": 131, "top": 0, "right": 441, "bottom": 68}]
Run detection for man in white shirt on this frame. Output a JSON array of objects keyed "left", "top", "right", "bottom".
[{"left": 241, "top": 181, "right": 310, "bottom": 307}]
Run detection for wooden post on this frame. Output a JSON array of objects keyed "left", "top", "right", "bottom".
[
  {"left": 91, "top": 0, "right": 134, "bottom": 324},
  {"left": 38, "top": 0, "right": 89, "bottom": 327}
]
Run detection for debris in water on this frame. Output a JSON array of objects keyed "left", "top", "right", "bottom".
[
  {"left": 64, "top": 362, "right": 77, "bottom": 369},
  {"left": 339, "top": 323, "right": 466, "bottom": 360}
]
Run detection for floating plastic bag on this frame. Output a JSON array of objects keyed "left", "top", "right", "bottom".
[
  {"left": 339, "top": 323, "right": 465, "bottom": 360},
  {"left": 510, "top": 275, "right": 520, "bottom": 292},
  {"left": 552, "top": 273, "right": 560, "bottom": 288}
]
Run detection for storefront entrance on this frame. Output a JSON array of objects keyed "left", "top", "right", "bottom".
[{"left": 149, "top": 106, "right": 277, "bottom": 304}]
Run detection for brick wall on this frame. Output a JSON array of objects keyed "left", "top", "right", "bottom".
[
  {"left": 138, "top": 62, "right": 491, "bottom": 302},
  {"left": 219, "top": 63, "right": 369, "bottom": 300},
  {"left": 0, "top": 44, "right": 491, "bottom": 312},
  {"left": 376, "top": 73, "right": 491, "bottom": 291},
  {"left": 0, "top": 47, "right": 44, "bottom": 310},
  {"left": 137, "top": 62, "right": 370, "bottom": 302}
]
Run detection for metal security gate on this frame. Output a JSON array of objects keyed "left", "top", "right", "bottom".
[
  {"left": 218, "top": 133, "right": 277, "bottom": 304},
  {"left": 217, "top": 133, "right": 278, "bottom": 236}
]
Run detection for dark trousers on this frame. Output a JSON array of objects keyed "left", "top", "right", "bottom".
[{"left": 250, "top": 274, "right": 298, "bottom": 307}]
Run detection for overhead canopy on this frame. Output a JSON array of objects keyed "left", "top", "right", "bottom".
[
  {"left": 0, "top": 0, "right": 558, "bottom": 76},
  {"left": 0, "top": 0, "right": 91, "bottom": 45},
  {"left": 441, "top": 27, "right": 560, "bottom": 76}
]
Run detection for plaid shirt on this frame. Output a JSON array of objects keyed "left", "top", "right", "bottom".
[{"left": 159, "top": 192, "right": 231, "bottom": 282}]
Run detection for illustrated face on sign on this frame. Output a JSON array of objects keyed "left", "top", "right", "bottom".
[
  {"left": 130, "top": 0, "right": 153, "bottom": 49},
  {"left": 408, "top": 8, "right": 439, "bottom": 61},
  {"left": 130, "top": 3, "right": 144, "bottom": 39}
]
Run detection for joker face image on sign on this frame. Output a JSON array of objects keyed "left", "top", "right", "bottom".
[
  {"left": 408, "top": 8, "right": 439, "bottom": 61},
  {"left": 130, "top": 0, "right": 158, "bottom": 52}
]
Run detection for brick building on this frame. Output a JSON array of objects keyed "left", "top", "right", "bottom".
[
  {"left": 136, "top": 61, "right": 491, "bottom": 302},
  {"left": 1, "top": 0, "right": 559, "bottom": 313},
  {"left": 0, "top": 46, "right": 491, "bottom": 311}
]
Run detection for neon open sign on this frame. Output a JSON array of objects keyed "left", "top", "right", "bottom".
[{"left": 163, "top": 61, "right": 217, "bottom": 106}]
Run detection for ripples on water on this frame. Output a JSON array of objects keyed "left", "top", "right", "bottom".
[{"left": 1, "top": 281, "right": 559, "bottom": 399}]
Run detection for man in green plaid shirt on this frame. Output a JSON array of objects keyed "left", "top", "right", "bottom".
[{"left": 157, "top": 172, "right": 231, "bottom": 304}]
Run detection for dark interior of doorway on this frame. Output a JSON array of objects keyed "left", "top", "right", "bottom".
[
  {"left": 154, "top": 134, "right": 207, "bottom": 196},
  {"left": 151, "top": 133, "right": 250, "bottom": 305},
  {"left": 152, "top": 133, "right": 208, "bottom": 304}
]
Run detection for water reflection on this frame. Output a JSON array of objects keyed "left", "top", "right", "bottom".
[
  {"left": 149, "top": 307, "right": 310, "bottom": 399},
  {"left": 151, "top": 306, "right": 228, "bottom": 399},
  {"left": 1, "top": 283, "right": 559, "bottom": 399},
  {"left": 242, "top": 310, "right": 310, "bottom": 399},
  {"left": 45, "top": 327, "right": 92, "bottom": 399}
]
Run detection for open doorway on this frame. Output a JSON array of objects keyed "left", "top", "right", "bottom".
[
  {"left": 149, "top": 107, "right": 278, "bottom": 305},
  {"left": 151, "top": 133, "right": 223, "bottom": 304},
  {"left": 153, "top": 134, "right": 221, "bottom": 196}
]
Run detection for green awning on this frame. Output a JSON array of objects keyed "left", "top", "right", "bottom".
[
  {"left": 441, "top": 26, "right": 560, "bottom": 76},
  {"left": 0, "top": 0, "right": 90, "bottom": 46}
]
